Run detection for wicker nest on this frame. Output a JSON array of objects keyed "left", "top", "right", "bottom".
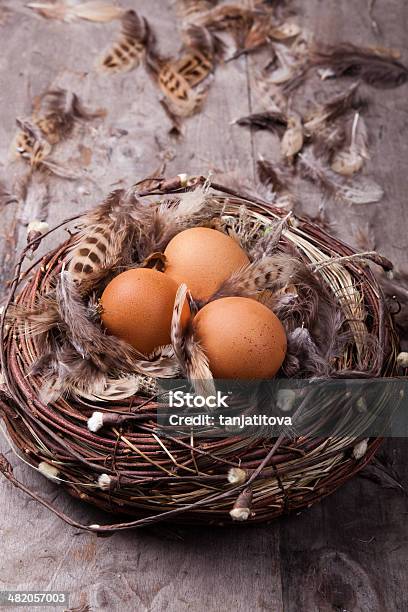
[{"left": 0, "top": 175, "right": 400, "bottom": 532}]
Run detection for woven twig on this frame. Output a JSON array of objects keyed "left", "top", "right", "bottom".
[{"left": 0, "top": 175, "right": 399, "bottom": 531}]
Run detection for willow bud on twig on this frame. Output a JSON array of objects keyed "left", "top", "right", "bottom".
[
  {"left": 397, "top": 352, "right": 408, "bottom": 368},
  {"left": 98, "top": 473, "right": 113, "bottom": 491},
  {"left": 87, "top": 411, "right": 134, "bottom": 432},
  {"left": 230, "top": 487, "right": 253, "bottom": 521},
  {"left": 227, "top": 467, "right": 247, "bottom": 485},
  {"left": 38, "top": 461, "right": 60, "bottom": 482},
  {"left": 26, "top": 220, "right": 49, "bottom": 258},
  {"left": 352, "top": 439, "right": 369, "bottom": 460}
]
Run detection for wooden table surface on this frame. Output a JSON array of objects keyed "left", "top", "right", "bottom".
[{"left": 0, "top": 1, "right": 407, "bottom": 610}]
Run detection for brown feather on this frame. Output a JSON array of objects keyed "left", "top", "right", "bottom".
[
  {"left": 34, "top": 271, "right": 180, "bottom": 400},
  {"left": 98, "top": 9, "right": 149, "bottom": 74},
  {"left": 304, "top": 82, "right": 363, "bottom": 132},
  {"left": 235, "top": 111, "right": 287, "bottom": 135},
  {"left": 281, "top": 113, "right": 304, "bottom": 162},
  {"left": 67, "top": 189, "right": 137, "bottom": 291},
  {"left": 12, "top": 118, "right": 81, "bottom": 179},
  {"left": 311, "top": 123, "right": 347, "bottom": 162},
  {"left": 311, "top": 43, "right": 408, "bottom": 89},
  {"left": 131, "top": 183, "right": 216, "bottom": 259},
  {"left": 182, "top": 23, "right": 226, "bottom": 64},
  {"left": 33, "top": 89, "right": 104, "bottom": 144},
  {"left": 198, "top": 4, "right": 254, "bottom": 37},
  {"left": 250, "top": 213, "right": 292, "bottom": 259},
  {"left": 8, "top": 296, "right": 60, "bottom": 337},
  {"left": 171, "top": 51, "right": 213, "bottom": 88},
  {"left": 208, "top": 255, "right": 298, "bottom": 302},
  {"left": 176, "top": 0, "right": 220, "bottom": 20},
  {"left": 242, "top": 15, "right": 271, "bottom": 53},
  {"left": 171, "top": 284, "right": 214, "bottom": 393},
  {"left": 157, "top": 61, "right": 210, "bottom": 117},
  {"left": 256, "top": 159, "right": 291, "bottom": 194},
  {"left": 282, "top": 327, "right": 328, "bottom": 377},
  {"left": 146, "top": 22, "right": 219, "bottom": 119},
  {"left": 13, "top": 119, "right": 52, "bottom": 166}
]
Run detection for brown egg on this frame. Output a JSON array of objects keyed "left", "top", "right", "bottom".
[
  {"left": 193, "top": 297, "right": 287, "bottom": 379},
  {"left": 164, "top": 227, "right": 249, "bottom": 301},
  {"left": 101, "top": 268, "right": 189, "bottom": 356}
]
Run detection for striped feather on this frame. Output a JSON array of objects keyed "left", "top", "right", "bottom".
[
  {"left": 171, "top": 284, "right": 215, "bottom": 393},
  {"left": 209, "top": 255, "right": 298, "bottom": 302},
  {"left": 98, "top": 10, "right": 149, "bottom": 74},
  {"left": 67, "top": 189, "right": 136, "bottom": 291}
]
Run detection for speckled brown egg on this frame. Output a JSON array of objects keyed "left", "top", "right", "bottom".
[
  {"left": 100, "top": 268, "right": 189, "bottom": 356},
  {"left": 164, "top": 227, "right": 249, "bottom": 301},
  {"left": 193, "top": 297, "right": 287, "bottom": 379}
]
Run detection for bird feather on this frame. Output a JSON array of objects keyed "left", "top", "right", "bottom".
[
  {"left": 298, "top": 149, "right": 383, "bottom": 204},
  {"left": 171, "top": 284, "right": 215, "bottom": 394},
  {"left": 331, "top": 112, "right": 369, "bottom": 176},
  {"left": 28, "top": 1, "right": 125, "bottom": 23},
  {"left": 98, "top": 9, "right": 149, "bottom": 74},
  {"left": 311, "top": 43, "right": 408, "bottom": 89},
  {"left": 208, "top": 255, "right": 298, "bottom": 302},
  {"left": 281, "top": 113, "right": 303, "bottom": 162},
  {"left": 33, "top": 89, "right": 103, "bottom": 145},
  {"left": 304, "top": 82, "right": 362, "bottom": 132},
  {"left": 235, "top": 111, "right": 287, "bottom": 135},
  {"left": 66, "top": 189, "right": 137, "bottom": 291}
]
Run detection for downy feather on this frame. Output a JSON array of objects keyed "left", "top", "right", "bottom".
[
  {"left": 34, "top": 271, "right": 180, "bottom": 401},
  {"left": 298, "top": 149, "right": 383, "bottom": 204},
  {"left": 132, "top": 183, "right": 215, "bottom": 259},
  {"left": 331, "top": 112, "right": 369, "bottom": 176},
  {"left": 282, "top": 327, "right": 328, "bottom": 377},
  {"left": 256, "top": 159, "right": 292, "bottom": 194},
  {"left": 303, "top": 82, "right": 362, "bottom": 132},
  {"left": 72, "top": 374, "right": 158, "bottom": 402}
]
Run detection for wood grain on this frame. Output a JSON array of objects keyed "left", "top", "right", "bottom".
[{"left": 0, "top": 1, "right": 407, "bottom": 610}]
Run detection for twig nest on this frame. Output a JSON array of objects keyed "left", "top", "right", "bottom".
[
  {"left": 164, "top": 227, "right": 249, "bottom": 301},
  {"left": 193, "top": 297, "right": 287, "bottom": 378},
  {"left": 101, "top": 268, "right": 190, "bottom": 355},
  {"left": 0, "top": 175, "right": 400, "bottom": 531}
]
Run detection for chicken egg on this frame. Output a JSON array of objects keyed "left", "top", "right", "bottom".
[
  {"left": 193, "top": 297, "right": 287, "bottom": 379},
  {"left": 164, "top": 227, "right": 249, "bottom": 301},
  {"left": 101, "top": 268, "right": 189, "bottom": 355}
]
